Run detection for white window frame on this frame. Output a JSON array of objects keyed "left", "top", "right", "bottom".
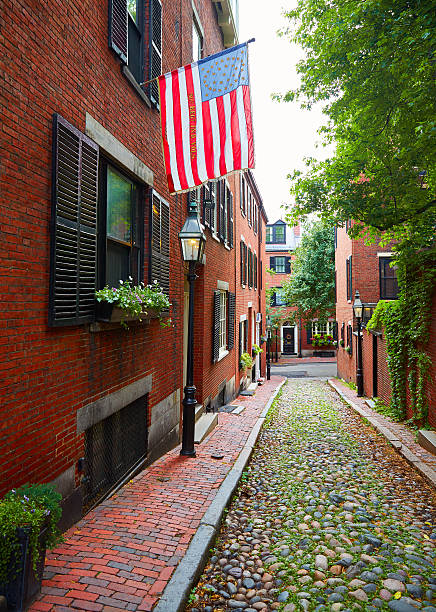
[
  {"left": 274, "top": 256, "right": 286, "bottom": 273},
  {"left": 312, "top": 321, "right": 334, "bottom": 336},
  {"left": 219, "top": 290, "right": 227, "bottom": 357}
]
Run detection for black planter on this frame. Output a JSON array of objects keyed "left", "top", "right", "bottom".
[
  {"left": 95, "top": 301, "right": 157, "bottom": 324},
  {"left": 0, "top": 523, "right": 48, "bottom": 611}
]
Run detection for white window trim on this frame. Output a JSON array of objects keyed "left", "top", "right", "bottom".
[{"left": 312, "top": 321, "right": 335, "bottom": 336}]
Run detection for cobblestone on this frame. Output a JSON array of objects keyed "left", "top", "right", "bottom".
[{"left": 186, "top": 380, "right": 436, "bottom": 612}]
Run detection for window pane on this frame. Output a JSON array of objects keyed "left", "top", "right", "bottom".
[
  {"left": 106, "top": 241, "right": 130, "bottom": 287},
  {"left": 275, "top": 257, "right": 285, "bottom": 273},
  {"left": 275, "top": 226, "right": 284, "bottom": 241},
  {"left": 266, "top": 227, "right": 271, "bottom": 242},
  {"left": 107, "top": 167, "right": 132, "bottom": 243}
]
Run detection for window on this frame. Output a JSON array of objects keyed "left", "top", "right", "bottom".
[
  {"left": 213, "top": 290, "right": 235, "bottom": 362},
  {"left": 240, "top": 241, "right": 248, "bottom": 286},
  {"left": 239, "top": 319, "right": 248, "bottom": 362},
  {"left": 254, "top": 253, "right": 257, "bottom": 289},
  {"left": 271, "top": 287, "right": 287, "bottom": 307},
  {"left": 266, "top": 223, "right": 286, "bottom": 244},
  {"left": 219, "top": 291, "right": 227, "bottom": 354},
  {"left": 274, "top": 256, "right": 286, "bottom": 274},
  {"left": 312, "top": 321, "right": 335, "bottom": 336},
  {"left": 151, "top": 192, "right": 170, "bottom": 297},
  {"left": 347, "top": 324, "right": 353, "bottom": 355},
  {"left": 379, "top": 257, "right": 399, "bottom": 299},
  {"left": 192, "top": 15, "right": 203, "bottom": 61},
  {"left": 104, "top": 164, "right": 143, "bottom": 288},
  {"left": 269, "top": 256, "right": 291, "bottom": 274},
  {"left": 49, "top": 114, "right": 151, "bottom": 327},
  {"left": 108, "top": 0, "right": 162, "bottom": 107},
  {"left": 346, "top": 255, "right": 352, "bottom": 300}
]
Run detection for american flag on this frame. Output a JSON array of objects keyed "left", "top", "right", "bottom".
[{"left": 158, "top": 42, "right": 255, "bottom": 194}]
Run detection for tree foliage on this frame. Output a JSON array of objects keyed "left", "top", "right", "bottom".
[
  {"left": 279, "top": 0, "right": 436, "bottom": 233},
  {"left": 281, "top": 221, "right": 335, "bottom": 321}
]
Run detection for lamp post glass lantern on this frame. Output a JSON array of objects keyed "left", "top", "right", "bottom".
[
  {"left": 353, "top": 290, "right": 364, "bottom": 397},
  {"left": 178, "top": 199, "right": 206, "bottom": 457}
]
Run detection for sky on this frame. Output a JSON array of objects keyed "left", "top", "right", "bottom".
[{"left": 238, "top": 0, "right": 331, "bottom": 223}]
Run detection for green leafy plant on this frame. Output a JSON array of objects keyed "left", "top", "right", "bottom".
[
  {"left": 345, "top": 346, "right": 351, "bottom": 355},
  {"left": 95, "top": 278, "right": 171, "bottom": 328},
  {"left": 252, "top": 344, "right": 263, "bottom": 355},
  {"left": 240, "top": 352, "right": 254, "bottom": 372},
  {"left": 339, "top": 339, "right": 345, "bottom": 347},
  {"left": 0, "top": 484, "right": 63, "bottom": 585}
]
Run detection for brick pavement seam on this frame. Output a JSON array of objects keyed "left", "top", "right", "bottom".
[
  {"left": 153, "top": 378, "right": 287, "bottom": 612},
  {"left": 328, "top": 379, "right": 436, "bottom": 489}
]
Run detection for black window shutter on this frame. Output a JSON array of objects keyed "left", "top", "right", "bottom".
[
  {"left": 260, "top": 261, "right": 263, "bottom": 290},
  {"left": 240, "top": 242, "right": 244, "bottom": 285},
  {"left": 148, "top": 0, "right": 162, "bottom": 107},
  {"left": 349, "top": 255, "right": 353, "bottom": 300},
  {"left": 271, "top": 291, "right": 276, "bottom": 307},
  {"left": 209, "top": 182, "right": 216, "bottom": 231},
  {"left": 212, "top": 290, "right": 220, "bottom": 363},
  {"left": 218, "top": 181, "right": 225, "bottom": 240},
  {"left": 228, "top": 188, "right": 234, "bottom": 248},
  {"left": 254, "top": 254, "right": 257, "bottom": 289},
  {"left": 109, "top": 0, "right": 128, "bottom": 63},
  {"left": 306, "top": 324, "right": 312, "bottom": 344},
  {"left": 333, "top": 321, "right": 338, "bottom": 340},
  {"left": 285, "top": 257, "right": 292, "bottom": 274},
  {"left": 227, "top": 292, "right": 235, "bottom": 350},
  {"left": 269, "top": 256, "right": 275, "bottom": 271},
  {"left": 151, "top": 193, "right": 170, "bottom": 297},
  {"left": 346, "top": 257, "right": 350, "bottom": 300},
  {"left": 49, "top": 114, "right": 98, "bottom": 326},
  {"left": 244, "top": 244, "right": 248, "bottom": 285},
  {"left": 203, "top": 183, "right": 210, "bottom": 227}
]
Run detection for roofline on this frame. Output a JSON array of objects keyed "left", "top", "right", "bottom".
[{"left": 245, "top": 170, "right": 268, "bottom": 224}]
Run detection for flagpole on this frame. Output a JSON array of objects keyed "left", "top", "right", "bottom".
[{"left": 140, "top": 38, "right": 256, "bottom": 88}]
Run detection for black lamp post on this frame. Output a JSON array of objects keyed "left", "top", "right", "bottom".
[
  {"left": 178, "top": 199, "right": 206, "bottom": 457},
  {"left": 353, "top": 290, "right": 364, "bottom": 397},
  {"left": 266, "top": 315, "right": 271, "bottom": 380}
]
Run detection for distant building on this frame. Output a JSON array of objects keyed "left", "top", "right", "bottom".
[{"left": 265, "top": 220, "right": 336, "bottom": 357}]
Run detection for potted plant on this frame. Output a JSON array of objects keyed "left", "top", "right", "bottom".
[
  {"left": 240, "top": 352, "right": 254, "bottom": 372},
  {"left": 95, "top": 278, "right": 171, "bottom": 328},
  {"left": 251, "top": 344, "right": 263, "bottom": 357},
  {"left": 0, "top": 484, "right": 63, "bottom": 611}
]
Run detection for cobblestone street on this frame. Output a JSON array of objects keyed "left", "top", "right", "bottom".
[{"left": 186, "top": 380, "right": 436, "bottom": 612}]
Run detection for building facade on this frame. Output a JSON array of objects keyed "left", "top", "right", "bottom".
[
  {"left": 335, "top": 222, "right": 398, "bottom": 394},
  {"left": 0, "top": 0, "right": 266, "bottom": 526},
  {"left": 265, "top": 220, "right": 336, "bottom": 357}
]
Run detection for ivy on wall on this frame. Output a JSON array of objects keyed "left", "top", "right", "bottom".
[{"left": 367, "top": 236, "right": 435, "bottom": 423}]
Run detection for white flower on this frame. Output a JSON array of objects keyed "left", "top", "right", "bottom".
[{"left": 119, "top": 280, "right": 123, "bottom": 284}]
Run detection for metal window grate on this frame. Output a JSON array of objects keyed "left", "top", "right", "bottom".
[{"left": 82, "top": 395, "right": 148, "bottom": 513}]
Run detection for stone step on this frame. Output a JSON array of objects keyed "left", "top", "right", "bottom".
[
  {"left": 418, "top": 430, "right": 436, "bottom": 456},
  {"left": 195, "top": 404, "right": 204, "bottom": 423},
  {"left": 194, "top": 413, "right": 218, "bottom": 444}
]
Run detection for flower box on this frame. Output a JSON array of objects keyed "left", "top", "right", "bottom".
[{"left": 96, "top": 301, "right": 159, "bottom": 324}]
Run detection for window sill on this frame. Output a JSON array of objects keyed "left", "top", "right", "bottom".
[
  {"left": 218, "top": 349, "right": 229, "bottom": 362},
  {"left": 122, "top": 66, "right": 152, "bottom": 107}
]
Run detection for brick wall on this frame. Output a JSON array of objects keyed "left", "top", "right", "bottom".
[{"left": 0, "top": 0, "right": 261, "bottom": 517}]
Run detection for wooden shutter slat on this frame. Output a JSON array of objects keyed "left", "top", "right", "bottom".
[
  {"left": 151, "top": 192, "right": 170, "bottom": 297},
  {"left": 109, "top": 0, "right": 128, "bottom": 63},
  {"left": 149, "top": 0, "right": 162, "bottom": 107},
  {"left": 212, "top": 290, "right": 220, "bottom": 363},
  {"left": 49, "top": 114, "right": 98, "bottom": 326},
  {"left": 227, "top": 292, "right": 235, "bottom": 350}
]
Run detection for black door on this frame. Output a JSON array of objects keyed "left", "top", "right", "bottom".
[{"left": 282, "top": 327, "right": 295, "bottom": 354}]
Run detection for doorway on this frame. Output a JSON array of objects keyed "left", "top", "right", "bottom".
[
  {"left": 282, "top": 326, "right": 295, "bottom": 355},
  {"left": 372, "top": 334, "right": 378, "bottom": 398}
]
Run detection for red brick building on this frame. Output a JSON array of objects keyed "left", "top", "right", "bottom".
[
  {"left": 335, "top": 222, "right": 435, "bottom": 426},
  {"left": 0, "top": 0, "right": 266, "bottom": 526},
  {"left": 265, "top": 220, "right": 336, "bottom": 357},
  {"left": 335, "top": 222, "right": 398, "bottom": 394}
]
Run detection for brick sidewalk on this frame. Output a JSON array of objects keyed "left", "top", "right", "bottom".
[
  {"left": 29, "top": 376, "right": 285, "bottom": 612},
  {"left": 330, "top": 378, "right": 436, "bottom": 479}
]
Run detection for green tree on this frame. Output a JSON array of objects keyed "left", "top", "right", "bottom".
[
  {"left": 279, "top": 0, "right": 436, "bottom": 233},
  {"left": 281, "top": 221, "right": 335, "bottom": 321}
]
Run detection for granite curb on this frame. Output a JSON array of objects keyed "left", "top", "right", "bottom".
[
  {"left": 153, "top": 378, "right": 287, "bottom": 612},
  {"left": 328, "top": 379, "right": 436, "bottom": 489}
]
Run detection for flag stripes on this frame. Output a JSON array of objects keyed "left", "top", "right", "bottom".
[{"left": 159, "top": 43, "right": 254, "bottom": 194}]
